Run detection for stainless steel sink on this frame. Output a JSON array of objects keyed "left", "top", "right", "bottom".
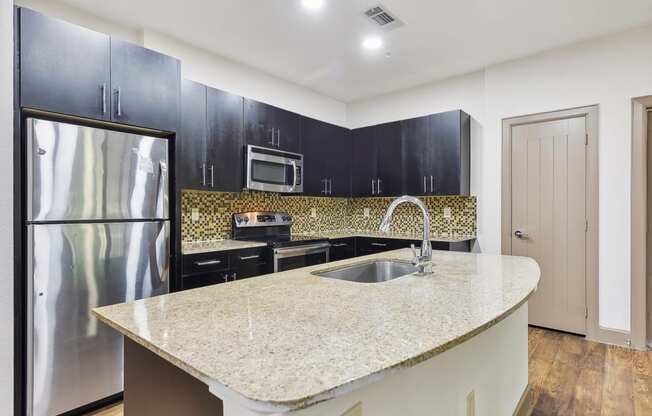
[{"left": 314, "top": 260, "right": 418, "bottom": 283}]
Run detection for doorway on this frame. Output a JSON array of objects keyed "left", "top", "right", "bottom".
[{"left": 502, "top": 106, "right": 599, "bottom": 338}]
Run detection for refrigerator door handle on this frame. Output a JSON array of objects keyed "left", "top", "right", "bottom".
[{"left": 155, "top": 161, "right": 168, "bottom": 219}]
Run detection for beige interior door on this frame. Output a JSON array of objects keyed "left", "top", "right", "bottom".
[{"left": 511, "top": 116, "right": 587, "bottom": 334}]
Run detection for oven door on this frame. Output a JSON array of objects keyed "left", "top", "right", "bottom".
[
  {"left": 273, "top": 243, "right": 330, "bottom": 272},
  {"left": 246, "top": 145, "right": 303, "bottom": 193}
]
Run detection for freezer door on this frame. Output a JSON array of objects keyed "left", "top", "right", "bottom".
[
  {"left": 27, "top": 118, "right": 169, "bottom": 222},
  {"left": 27, "top": 221, "right": 170, "bottom": 416}
]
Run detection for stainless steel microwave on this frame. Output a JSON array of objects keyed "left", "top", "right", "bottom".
[{"left": 245, "top": 145, "right": 303, "bottom": 193}]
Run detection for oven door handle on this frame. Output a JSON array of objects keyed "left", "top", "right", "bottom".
[{"left": 273, "top": 242, "right": 330, "bottom": 259}]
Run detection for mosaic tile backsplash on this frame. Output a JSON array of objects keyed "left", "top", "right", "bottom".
[{"left": 182, "top": 190, "right": 476, "bottom": 242}]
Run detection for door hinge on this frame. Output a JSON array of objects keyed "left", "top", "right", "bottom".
[
  {"left": 585, "top": 220, "right": 588, "bottom": 232},
  {"left": 585, "top": 307, "right": 588, "bottom": 319},
  {"left": 585, "top": 133, "right": 589, "bottom": 146}
]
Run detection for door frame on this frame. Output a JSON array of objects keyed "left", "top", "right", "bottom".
[
  {"left": 501, "top": 105, "right": 617, "bottom": 345},
  {"left": 631, "top": 96, "right": 652, "bottom": 350}
]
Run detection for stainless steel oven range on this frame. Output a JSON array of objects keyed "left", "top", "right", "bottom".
[{"left": 232, "top": 212, "right": 329, "bottom": 272}]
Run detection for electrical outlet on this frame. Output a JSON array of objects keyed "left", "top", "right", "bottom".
[
  {"left": 363, "top": 208, "right": 370, "bottom": 218},
  {"left": 341, "top": 402, "right": 362, "bottom": 416},
  {"left": 191, "top": 208, "right": 200, "bottom": 222},
  {"left": 466, "top": 390, "right": 475, "bottom": 416},
  {"left": 443, "top": 207, "right": 452, "bottom": 219},
  {"left": 311, "top": 208, "right": 317, "bottom": 218}
]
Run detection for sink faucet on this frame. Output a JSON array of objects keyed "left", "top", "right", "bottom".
[{"left": 379, "top": 195, "right": 433, "bottom": 274}]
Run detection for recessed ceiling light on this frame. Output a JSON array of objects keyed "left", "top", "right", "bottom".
[
  {"left": 362, "top": 36, "right": 383, "bottom": 51},
  {"left": 302, "top": 0, "right": 324, "bottom": 10}
]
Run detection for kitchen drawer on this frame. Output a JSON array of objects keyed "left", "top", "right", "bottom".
[
  {"left": 355, "top": 237, "right": 399, "bottom": 256},
  {"left": 182, "top": 251, "right": 229, "bottom": 275},
  {"left": 181, "top": 271, "right": 230, "bottom": 290},
  {"left": 229, "top": 247, "right": 270, "bottom": 279},
  {"left": 329, "top": 238, "right": 355, "bottom": 261}
]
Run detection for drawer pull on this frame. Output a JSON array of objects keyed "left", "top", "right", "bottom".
[
  {"left": 239, "top": 255, "right": 260, "bottom": 261},
  {"left": 370, "top": 243, "right": 387, "bottom": 247},
  {"left": 332, "top": 243, "right": 348, "bottom": 247},
  {"left": 195, "top": 259, "right": 222, "bottom": 266}
]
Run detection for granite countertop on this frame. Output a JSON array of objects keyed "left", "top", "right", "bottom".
[
  {"left": 182, "top": 239, "right": 268, "bottom": 255},
  {"left": 182, "top": 232, "right": 475, "bottom": 254},
  {"left": 94, "top": 249, "right": 539, "bottom": 413}
]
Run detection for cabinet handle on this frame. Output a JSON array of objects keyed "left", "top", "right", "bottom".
[
  {"left": 327, "top": 179, "right": 332, "bottom": 195},
  {"left": 195, "top": 259, "right": 222, "bottom": 266},
  {"left": 377, "top": 179, "right": 382, "bottom": 194},
  {"left": 239, "top": 255, "right": 260, "bottom": 260},
  {"left": 210, "top": 164, "right": 215, "bottom": 188},
  {"left": 100, "top": 83, "right": 107, "bottom": 115},
  {"left": 268, "top": 128, "right": 275, "bottom": 146},
  {"left": 115, "top": 88, "right": 122, "bottom": 117},
  {"left": 371, "top": 179, "right": 375, "bottom": 195},
  {"left": 332, "top": 243, "right": 348, "bottom": 247},
  {"left": 277, "top": 128, "right": 281, "bottom": 148},
  {"left": 430, "top": 175, "right": 434, "bottom": 193},
  {"left": 321, "top": 179, "right": 327, "bottom": 194},
  {"left": 371, "top": 242, "right": 387, "bottom": 247},
  {"left": 423, "top": 176, "right": 427, "bottom": 193},
  {"left": 201, "top": 163, "right": 206, "bottom": 186}
]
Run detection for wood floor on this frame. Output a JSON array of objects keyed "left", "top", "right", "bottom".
[{"left": 87, "top": 327, "right": 652, "bottom": 416}]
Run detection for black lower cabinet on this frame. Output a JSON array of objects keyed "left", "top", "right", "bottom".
[
  {"left": 354, "top": 237, "right": 471, "bottom": 257},
  {"left": 329, "top": 238, "right": 355, "bottom": 261},
  {"left": 180, "top": 247, "right": 270, "bottom": 290},
  {"left": 228, "top": 247, "right": 270, "bottom": 280}
]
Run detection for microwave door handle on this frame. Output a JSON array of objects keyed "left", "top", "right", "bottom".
[{"left": 289, "top": 160, "right": 297, "bottom": 192}]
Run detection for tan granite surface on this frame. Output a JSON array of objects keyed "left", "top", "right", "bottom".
[
  {"left": 182, "top": 232, "right": 475, "bottom": 254},
  {"left": 93, "top": 249, "right": 539, "bottom": 412},
  {"left": 182, "top": 239, "right": 268, "bottom": 255}
]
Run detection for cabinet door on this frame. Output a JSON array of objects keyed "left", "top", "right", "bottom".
[
  {"left": 375, "top": 121, "right": 403, "bottom": 196},
  {"left": 329, "top": 238, "right": 355, "bottom": 261},
  {"left": 207, "top": 87, "right": 244, "bottom": 192},
  {"left": 351, "top": 127, "right": 377, "bottom": 197},
  {"left": 300, "top": 117, "right": 328, "bottom": 196},
  {"left": 244, "top": 99, "right": 274, "bottom": 148},
  {"left": 401, "top": 116, "right": 431, "bottom": 195},
  {"left": 19, "top": 8, "right": 111, "bottom": 120},
  {"left": 272, "top": 107, "right": 301, "bottom": 153},
  {"left": 110, "top": 39, "right": 180, "bottom": 132},
  {"left": 229, "top": 247, "right": 270, "bottom": 279},
  {"left": 328, "top": 127, "right": 352, "bottom": 197},
  {"left": 179, "top": 80, "right": 208, "bottom": 190},
  {"left": 431, "top": 111, "right": 462, "bottom": 195}
]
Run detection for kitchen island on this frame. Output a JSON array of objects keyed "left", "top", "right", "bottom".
[{"left": 94, "top": 249, "right": 539, "bottom": 416}]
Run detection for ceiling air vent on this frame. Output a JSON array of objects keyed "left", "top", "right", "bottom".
[{"left": 363, "top": 5, "right": 404, "bottom": 31}]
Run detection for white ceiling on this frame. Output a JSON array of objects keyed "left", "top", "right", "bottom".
[{"left": 60, "top": 0, "right": 652, "bottom": 102}]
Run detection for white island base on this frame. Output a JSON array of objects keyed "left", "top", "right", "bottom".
[{"left": 124, "top": 304, "right": 530, "bottom": 416}]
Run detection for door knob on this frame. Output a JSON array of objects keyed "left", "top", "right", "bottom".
[{"left": 514, "top": 230, "right": 529, "bottom": 239}]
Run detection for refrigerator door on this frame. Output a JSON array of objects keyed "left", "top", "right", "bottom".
[
  {"left": 27, "top": 221, "right": 170, "bottom": 416},
  {"left": 26, "top": 118, "right": 169, "bottom": 222}
]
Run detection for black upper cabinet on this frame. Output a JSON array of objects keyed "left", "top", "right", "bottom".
[
  {"left": 351, "top": 122, "right": 402, "bottom": 197},
  {"left": 301, "top": 116, "right": 351, "bottom": 197},
  {"left": 19, "top": 8, "right": 180, "bottom": 132},
  {"left": 19, "top": 8, "right": 111, "bottom": 120},
  {"left": 401, "top": 115, "right": 431, "bottom": 196},
  {"left": 110, "top": 39, "right": 180, "bottom": 132},
  {"left": 244, "top": 99, "right": 301, "bottom": 153},
  {"left": 374, "top": 121, "right": 403, "bottom": 196},
  {"left": 179, "top": 80, "right": 245, "bottom": 192},
  {"left": 430, "top": 110, "right": 470, "bottom": 195},
  {"left": 401, "top": 110, "right": 470, "bottom": 196},
  {"left": 179, "top": 79, "right": 208, "bottom": 190},
  {"left": 352, "top": 126, "right": 377, "bottom": 197},
  {"left": 206, "top": 87, "right": 244, "bottom": 192}
]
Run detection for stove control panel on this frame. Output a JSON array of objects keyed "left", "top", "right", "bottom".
[{"left": 233, "top": 212, "right": 293, "bottom": 228}]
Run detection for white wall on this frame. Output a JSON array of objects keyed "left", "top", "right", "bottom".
[
  {"left": 349, "top": 24, "right": 652, "bottom": 332},
  {"left": 1, "top": 0, "right": 13, "bottom": 413},
  {"left": 142, "top": 31, "right": 347, "bottom": 127}
]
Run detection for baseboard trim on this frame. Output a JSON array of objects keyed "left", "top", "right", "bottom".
[
  {"left": 513, "top": 384, "right": 535, "bottom": 416},
  {"left": 588, "top": 326, "right": 631, "bottom": 348}
]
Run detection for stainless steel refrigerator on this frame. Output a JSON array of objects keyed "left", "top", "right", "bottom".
[{"left": 25, "top": 118, "right": 170, "bottom": 416}]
